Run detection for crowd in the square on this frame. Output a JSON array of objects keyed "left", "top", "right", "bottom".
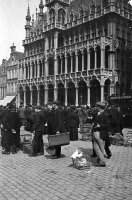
[{"left": 0, "top": 100, "right": 125, "bottom": 167}]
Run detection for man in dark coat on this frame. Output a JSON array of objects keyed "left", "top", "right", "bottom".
[
  {"left": 47, "top": 101, "right": 65, "bottom": 158},
  {"left": 92, "top": 102, "right": 110, "bottom": 167},
  {"left": 2, "top": 104, "right": 22, "bottom": 154},
  {"left": 29, "top": 106, "right": 47, "bottom": 157},
  {"left": 65, "top": 106, "right": 79, "bottom": 141}
]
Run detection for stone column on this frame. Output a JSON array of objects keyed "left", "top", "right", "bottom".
[
  {"left": 82, "top": 52, "right": 84, "bottom": 71},
  {"left": 71, "top": 55, "right": 73, "bottom": 73},
  {"left": 28, "top": 65, "right": 30, "bottom": 79},
  {"left": 101, "top": 85, "right": 104, "bottom": 102},
  {"left": 34, "top": 62, "right": 36, "bottom": 78},
  {"left": 30, "top": 89, "right": 33, "bottom": 105},
  {"left": 54, "top": 86, "right": 58, "bottom": 101},
  {"left": 41, "top": 59, "right": 44, "bottom": 77},
  {"left": 101, "top": 48, "right": 105, "bottom": 69},
  {"left": 75, "top": 52, "right": 78, "bottom": 72},
  {"left": 30, "top": 63, "right": 33, "bottom": 79},
  {"left": 87, "top": 86, "right": 90, "bottom": 106},
  {"left": 87, "top": 49, "right": 90, "bottom": 70},
  {"left": 37, "top": 88, "right": 40, "bottom": 105},
  {"left": 54, "top": 32, "right": 58, "bottom": 49},
  {"left": 44, "top": 86, "right": 48, "bottom": 105},
  {"left": 45, "top": 60, "right": 48, "bottom": 76},
  {"left": 65, "top": 87, "right": 68, "bottom": 106},
  {"left": 94, "top": 49, "right": 97, "bottom": 70},
  {"left": 24, "top": 64, "right": 26, "bottom": 80},
  {"left": 54, "top": 57, "right": 58, "bottom": 76},
  {"left": 17, "top": 91, "right": 20, "bottom": 108},
  {"left": 24, "top": 90, "right": 26, "bottom": 107},
  {"left": 101, "top": 37, "right": 105, "bottom": 69},
  {"left": 75, "top": 87, "right": 78, "bottom": 106},
  {"left": 65, "top": 54, "right": 68, "bottom": 74},
  {"left": 61, "top": 56, "right": 63, "bottom": 74},
  {"left": 37, "top": 61, "right": 40, "bottom": 78}
]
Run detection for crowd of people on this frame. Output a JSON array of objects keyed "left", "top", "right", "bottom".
[{"left": 0, "top": 100, "right": 125, "bottom": 166}]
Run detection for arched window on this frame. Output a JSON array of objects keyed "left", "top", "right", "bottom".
[
  {"left": 49, "top": 9, "right": 55, "bottom": 24},
  {"left": 58, "top": 9, "right": 65, "bottom": 25}
]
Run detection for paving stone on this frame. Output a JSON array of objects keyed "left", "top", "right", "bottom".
[{"left": 0, "top": 134, "right": 132, "bottom": 200}]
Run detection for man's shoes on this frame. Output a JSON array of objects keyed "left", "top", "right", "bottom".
[
  {"left": 28, "top": 154, "right": 37, "bottom": 157},
  {"left": 2, "top": 151, "right": 10, "bottom": 155},
  {"left": 12, "top": 151, "right": 17, "bottom": 154},
  {"left": 51, "top": 155, "right": 60, "bottom": 159},
  {"left": 93, "top": 161, "right": 106, "bottom": 167},
  {"left": 91, "top": 154, "right": 97, "bottom": 158},
  {"left": 104, "top": 153, "right": 112, "bottom": 159},
  {"left": 37, "top": 152, "right": 44, "bottom": 156}
]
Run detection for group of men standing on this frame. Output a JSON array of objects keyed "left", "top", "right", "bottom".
[{"left": 0, "top": 100, "right": 124, "bottom": 165}]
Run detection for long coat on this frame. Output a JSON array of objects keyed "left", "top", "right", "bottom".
[
  {"left": 47, "top": 107, "right": 65, "bottom": 135},
  {"left": 92, "top": 110, "right": 110, "bottom": 141},
  {"left": 32, "top": 111, "right": 47, "bottom": 133}
]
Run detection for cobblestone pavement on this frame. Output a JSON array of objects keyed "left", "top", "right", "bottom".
[{"left": 0, "top": 134, "right": 132, "bottom": 200}]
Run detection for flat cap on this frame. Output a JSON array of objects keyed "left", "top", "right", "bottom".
[{"left": 96, "top": 102, "right": 106, "bottom": 109}]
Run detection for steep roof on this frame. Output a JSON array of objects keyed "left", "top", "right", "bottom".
[
  {"left": 11, "top": 52, "right": 25, "bottom": 60},
  {"left": 68, "top": 0, "right": 101, "bottom": 15}
]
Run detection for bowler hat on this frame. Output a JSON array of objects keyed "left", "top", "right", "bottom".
[
  {"left": 52, "top": 100, "right": 60, "bottom": 105},
  {"left": 96, "top": 102, "right": 106, "bottom": 109},
  {"left": 35, "top": 105, "right": 41, "bottom": 110},
  {"left": 8, "top": 104, "right": 16, "bottom": 110}
]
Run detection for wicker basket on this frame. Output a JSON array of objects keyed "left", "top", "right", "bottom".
[{"left": 23, "top": 142, "right": 32, "bottom": 154}]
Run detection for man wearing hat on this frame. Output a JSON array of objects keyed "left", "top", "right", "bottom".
[
  {"left": 29, "top": 105, "right": 47, "bottom": 157},
  {"left": 92, "top": 102, "right": 110, "bottom": 167},
  {"left": 47, "top": 100, "right": 65, "bottom": 158},
  {"left": 2, "top": 104, "right": 22, "bottom": 154}
]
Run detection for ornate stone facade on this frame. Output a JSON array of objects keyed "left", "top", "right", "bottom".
[
  {"left": 18, "top": 0, "right": 132, "bottom": 107},
  {"left": 0, "top": 59, "right": 7, "bottom": 100}
]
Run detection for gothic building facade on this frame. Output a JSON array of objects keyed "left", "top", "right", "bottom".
[
  {"left": 18, "top": 0, "right": 132, "bottom": 107},
  {"left": 0, "top": 59, "right": 7, "bottom": 100}
]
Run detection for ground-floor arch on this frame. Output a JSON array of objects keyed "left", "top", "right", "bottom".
[
  {"left": 32, "top": 85, "right": 37, "bottom": 106},
  {"left": 67, "top": 82, "right": 76, "bottom": 105},
  {"left": 104, "top": 79, "right": 111, "bottom": 101},
  {"left": 39, "top": 85, "right": 44, "bottom": 106},
  {"left": 78, "top": 81, "right": 87, "bottom": 105},
  {"left": 58, "top": 82, "right": 65, "bottom": 105},
  {"left": 25, "top": 85, "right": 30, "bottom": 106},
  {"left": 48, "top": 84, "right": 54, "bottom": 103},
  {"left": 19, "top": 86, "right": 24, "bottom": 105},
  {"left": 90, "top": 79, "right": 101, "bottom": 106}
]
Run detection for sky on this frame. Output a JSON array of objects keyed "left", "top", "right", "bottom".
[
  {"left": 0, "top": 0, "right": 132, "bottom": 64},
  {"left": 0, "top": 0, "right": 42, "bottom": 64}
]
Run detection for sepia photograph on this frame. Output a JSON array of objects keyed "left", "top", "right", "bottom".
[{"left": 0, "top": 0, "right": 132, "bottom": 199}]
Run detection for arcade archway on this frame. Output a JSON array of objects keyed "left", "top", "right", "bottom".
[
  {"left": 78, "top": 81, "right": 87, "bottom": 105},
  {"left": 19, "top": 86, "right": 24, "bottom": 105},
  {"left": 39, "top": 85, "right": 44, "bottom": 106},
  {"left": 25, "top": 86, "right": 30, "bottom": 106},
  {"left": 104, "top": 79, "right": 111, "bottom": 101},
  {"left": 67, "top": 82, "right": 76, "bottom": 105},
  {"left": 32, "top": 85, "right": 37, "bottom": 106},
  {"left": 90, "top": 79, "right": 101, "bottom": 105},
  {"left": 48, "top": 84, "right": 54, "bottom": 102},
  {"left": 58, "top": 83, "right": 65, "bottom": 105}
]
